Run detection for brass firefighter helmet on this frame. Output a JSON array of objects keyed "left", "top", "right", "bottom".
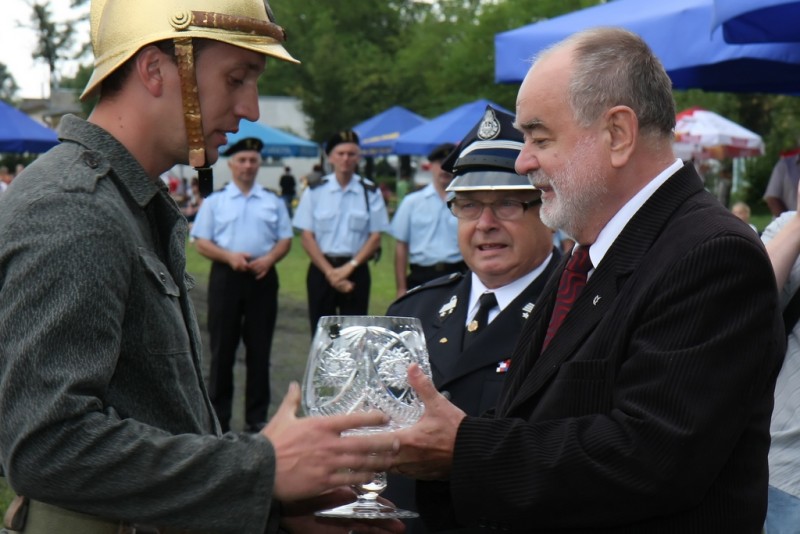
[
  {"left": 82, "top": 0, "right": 297, "bottom": 101},
  {"left": 82, "top": 0, "right": 298, "bottom": 177}
]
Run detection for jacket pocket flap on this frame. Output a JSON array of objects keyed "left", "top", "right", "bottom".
[{"left": 138, "top": 247, "right": 180, "bottom": 297}]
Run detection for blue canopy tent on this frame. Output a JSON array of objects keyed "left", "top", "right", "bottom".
[
  {"left": 712, "top": 0, "right": 800, "bottom": 43},
  {"left": 0, "top": 101, "right": 59, "bottom": 153},
  {"left": 393, "top": 99, "right": 512, "bottom": 156},
  {"left": 353, "top": 106, "right": 428, "bottom": 156},
  {"left": 220, "top": 120, "right": 319, "bottom": 159},
  {"left": 494, "top": 0, "right": 800, "bottom": 94}
]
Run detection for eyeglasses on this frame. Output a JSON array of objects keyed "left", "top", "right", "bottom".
[{"left": 447, "top": 197, "right": 541, "bottom": 221}]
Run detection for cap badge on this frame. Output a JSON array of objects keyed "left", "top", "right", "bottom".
[
  {"left": 477, "top": 108, "right": 501, "bottom": 140},
  {"left": 438, "top": 295, "right": 457, "bottom": 318}
]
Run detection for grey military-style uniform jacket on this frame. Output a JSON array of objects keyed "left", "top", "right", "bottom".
[{"left": 0, "top": 116, "right": 278, "bottom": 533}]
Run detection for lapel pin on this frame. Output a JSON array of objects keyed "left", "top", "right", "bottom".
[
  {"left": 593, "top": 295, "right": 601, "bottom": 306},
  {"left": 439, "top": 337, "right": 448, "bottom": 344},
  {"left": 496, "top": 359, "right": 511, "bottom": 373},
  {"left": 467, "top": 320, "right": 479, "bottom": 332}
]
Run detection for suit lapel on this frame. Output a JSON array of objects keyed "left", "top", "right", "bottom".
[{"left": 502, "top": 164, "right": 705, "bottom": 415}]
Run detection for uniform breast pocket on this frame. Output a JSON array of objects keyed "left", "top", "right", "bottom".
[
  {"left": 414, "top": 211, "right": 435, "bottom": 227},
  {"left": 314, "top": 211, "right": 336, "bottom": 234},
  {"left": 137, "top": 248, "right": 191, "bottom": 355},
  {"left": 255, "top": 204, "right": 279, "bottom": 231},
  {"left": 348, "top": 211, "right": 369, "bottom": 232},
  {"left": 214, "top": 211, "right": 239, "bottom": 233}
]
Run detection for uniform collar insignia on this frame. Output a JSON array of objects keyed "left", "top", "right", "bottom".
[
  {"left": 521, "top": 302, "right": 534, "bottom": 319},
  {"left": 439, "top": 295, "right": 458, "bottom": 318}
]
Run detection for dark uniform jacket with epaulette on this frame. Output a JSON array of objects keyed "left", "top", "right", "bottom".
[{"left": 383, "top": 249, "right": 561, "bottom": 533}]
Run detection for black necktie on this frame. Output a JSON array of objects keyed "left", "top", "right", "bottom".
[{"left": 463, "top": 292, "right": 498, "bottom": 348}]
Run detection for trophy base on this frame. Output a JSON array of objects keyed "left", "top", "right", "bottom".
[{"left": 315, "top": 500, "right": 419, "bottom": 520}]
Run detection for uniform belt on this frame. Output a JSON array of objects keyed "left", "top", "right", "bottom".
[
  {"left": 3, "top": 495, "right": 190, "bottom": 534},
  {"left": 324, "top": 255, "right": 353, "bottom": 267}
]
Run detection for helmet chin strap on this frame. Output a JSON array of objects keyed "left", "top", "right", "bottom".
[{"left": 174, "top": 36, "right": 214, "bottom": 198}]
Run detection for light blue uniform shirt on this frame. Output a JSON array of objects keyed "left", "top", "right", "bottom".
[
  {"left": 292, "top": 174, "right": 389, "bottom": 256},
  {"left": 390, "top": 183, "right": 461, "bottom": 266},
  {"left": 190, "top": 182, "right": 293, "bottom": 257}
]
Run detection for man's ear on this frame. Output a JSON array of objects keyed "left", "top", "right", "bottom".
[
  {"left": 604, "top": 105, "right": 637, "bottom": 168},
  {"left": 134, "top": 45, "right": 167, "bottom": 97}
]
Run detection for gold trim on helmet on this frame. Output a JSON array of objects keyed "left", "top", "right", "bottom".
[{"left": 171, "top": 11, "right": 286, "bottom": 42}]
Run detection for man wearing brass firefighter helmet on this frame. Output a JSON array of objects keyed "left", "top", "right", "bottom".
[{"left": 0, "top": 1, "right": 403, "bottom": 533}]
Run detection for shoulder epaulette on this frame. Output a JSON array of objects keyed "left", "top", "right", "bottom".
[
  {"left": 392, "top": 271, "right": 464, "bottom": 305},
  {"left": 360, "top": 177, "right": 378, "bottom": 193},
  {"left": 309, "top": 176, "right": 329, "bottom": 190},
  {"left": 261, "top": 186, "right": 279, "bottom": 196}
]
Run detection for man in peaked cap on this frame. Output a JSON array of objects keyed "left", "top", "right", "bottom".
[
  {"left": 293, "top": 130, "right": 390, "bottom": 333},
  {"left": 0, "top": 0, "right": 404, "bottom": 532},
  {"left": 391, "top": 142, "right": 466, "bottom": 298},
  {"left": 191, "top": 137, "right": 291, "bottom": 435},
  {"left": 383, "top": 106, "right": 561, "bottom": 533}
]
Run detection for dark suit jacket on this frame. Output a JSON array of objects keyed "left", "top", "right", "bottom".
[
  {"left": 385, "top": 252, "right": 560, "bottom": 533},
  {"left": 417, "top": 164, "right": 786, "bottom": 533}
]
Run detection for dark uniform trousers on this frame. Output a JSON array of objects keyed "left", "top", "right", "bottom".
[
  {"left": 306, "top": 256, "right": 370, "bottom": 332},
  {"left": 207, "top": 261, "right": 278, "bottom": 432}
]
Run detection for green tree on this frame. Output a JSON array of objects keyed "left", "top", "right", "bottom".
[
  {"left": 0, "top": 63, "right": 19, "bottom": 103},
  {"left": 27, "top": 1, "right": 77, "bottom": 95},
  {"left": 269, "top": 0, "right": 418, "bottom": 141},
  {"left": 267, "top": 0, "right": 608, "bottom": 139}
]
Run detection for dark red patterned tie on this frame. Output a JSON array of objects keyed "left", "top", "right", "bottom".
[{"left": 542, "top": 246, "right": 592, "bottom": 351}]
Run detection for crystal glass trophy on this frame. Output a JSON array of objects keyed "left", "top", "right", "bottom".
[{"left": 302, "top": 315, "right": 432, "bottom": 519}]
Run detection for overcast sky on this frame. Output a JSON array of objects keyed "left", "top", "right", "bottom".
[{"left": 1, "top": 0, "right": 88, "bottom": 99}]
